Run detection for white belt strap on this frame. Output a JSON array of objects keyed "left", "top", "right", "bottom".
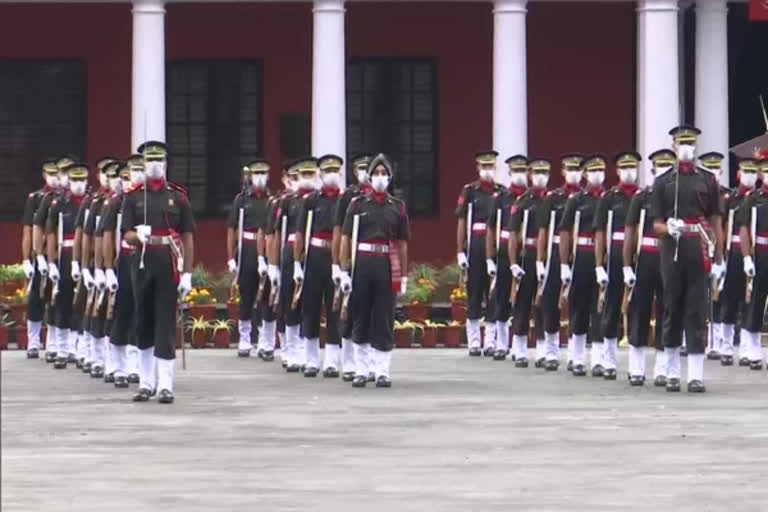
[
  {"left": 61, "top": 239, "right": 75, "bottom": 248},
  {"left": 500, "top": 230, "right": 511, "bottom": 240},
  {"left": 287, "top": 233, "right": 296, "bottom": 243},
  {"left": 641, "top": 237, "right": 659, "bottom": 247},
  {"left": 310, "top": 237, "right": 331, "bottom": 249},
  {"left": 730, "top": 234, "right": 741, "bottom": 244},
  {"left": 576, "top": 237, "right": 595, "bottom": 246},
  {"left": 471, "top": 222, "right": 487, "bottom": 231},
  {"left": 358, "top": 242, "right": 390, "bottom": 254},
  {"left": 242, "top": 231, "right": 258, "bottom": 241},
  {"left": 611, "top": 232, "right": 625, "bottom": 241}
]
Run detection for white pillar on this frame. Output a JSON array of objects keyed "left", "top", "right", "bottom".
[
  {"left": 132, "top": 0, "right": 166, "bottom": 151},
  {"left": 637, "top": 0, "right": 680, "bottom": 186},
  {"left": 492, "top": 0, "right": 528, "bottom": 186},
  {"left": 311, "top": 0, "right": 347, "bottom": 184},
  {"left": 636, "top": 1, "right": 646, "bottom": 179},
  {"left": 695, "top": 0, "right": 729, "bottom": 185}
]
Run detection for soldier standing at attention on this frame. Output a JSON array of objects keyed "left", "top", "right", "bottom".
[
  {"left": 651, "top": 126, "right": 724, "bottom": 393},
  {"left": 456, "top": 151, "right": 502, "bottom": 357},
  {"left": 122, "top": 141, "right": 195, "bottom": 404}
]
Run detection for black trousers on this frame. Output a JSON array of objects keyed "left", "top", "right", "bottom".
[
  {"left": 352, "top": 254, "right": 394, "bottom": 352},
  {"left": 278, "top": 244, "right": 301, "bottom": 327},
  {"left": 110, "top": 253, "right": 136, "bottom": 346},
  {"left": 132, "top": 248, "right": 178, "bottom": 360},
  {"left": 719, "top": 247, "right": 745, "bottom": 325},
  {"left": 491, "top": 251, "right": 511, "bottom": 322},
  {"left": 628, "top": 250, "right": 663, "bottom": 349},
  {"left": 660, "top": 237, "right": 708, "bottom": 353},
  {"left": 27, "top": 269, "right": 45, "bottom": 322},
  {"left": 52, "top": 250, "right": 76, "bottom": 330},
  {"left": 600, "top": 246, "right": 624, "bottom": 339},
  {"left": 742, "top": 249, "right": 768, "bottom": 333},
  {"left": 466, "top": 232, "right": 489, "bottom": 320},
  {"left": 541, "top": 244, "right": 562, "bottom": 334},
  {"left": 568, "top": 248, "right": 599, "bottom": 336},
  {"left": 511, "top": 253, "right": 544, "bottom": 338},
  {"left": 300, "top": 248, "right": 340, "bottom": 344},
  {"left": 89, "top": 290, "right": 109, "bottom": 339}
]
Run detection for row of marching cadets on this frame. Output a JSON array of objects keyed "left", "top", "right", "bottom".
[
  {"left": 21, "top": 142, "right": 196, "bottom": 404},
  {"left": 228, "top": 152, "right": 410, "bottom": 387},
  {"left": 457, "top": 125, "right": 768, "bottom": 392}
]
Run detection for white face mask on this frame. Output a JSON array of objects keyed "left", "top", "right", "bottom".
[
  {"left": 531, "top": 173, "right": 548, "bottom": 188},
  {"left": 619, "top": 168, "right": 638, "bottom": 184},
  {"left": 676, "top": 144, "right": 695, "bottom": 162},
  {"left": 45, "top": 175, "right": 59, "bottom": 188},
  {"left": 509, "top": 172, "right": 527, "bottom": 187},
  {"left": 371, "top": 175, "right": 390, "bottom": 192},
  {"left": 59, "top": 174, "right": 69, "bottom": 188},
  {"left": 299, "top": 176, "right": 315, "bottom": 190},
  {"left": 131, "top": 170, "right": 145, "bottom": 186},
  {"left": 121, "top": 178, "right": 132, "bottom": 191},
  {"left": 564, "top": 171, "right": 582, "bottom": 185},
  {"left": 740, "top": 172, "right": 757, "bottom": 189},
  {"left": 356, "top": 169, "right": 369, "bottom": 184},
  {"left": 251, "top": 174, "right": 267, "bottom": 189},
  {"left": 109, "top": 177, "right": 122, "bottom": 193},
  {"left": 70, "top": 181, "right": 86, "bottom": 196},
  {"left": 322, "top": 172, "right": 340, "bottom": 188},
  {"left": 479, "top": 169, "right": 495, "bottom": 182},
  {"left": 586, "top": 171, "right": 605, "bottom": 186},
  {"left": 145, "top": 161, "right": 166, "bottom": 179},
  {"left": 654, "top": 165, "right": 672, "bottom": 176},
  {"left": 99, "top": 173, "right": 108, "bottom": 189}
]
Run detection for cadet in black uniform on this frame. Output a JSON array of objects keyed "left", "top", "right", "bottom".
[
  {"left": 456, "top": 151, "right": 502, "bottom": 356},
  {"left": 122, "top": 141, "right": 196, "bottom": 404},
  {"left": 651, "top": 126, "right": 724, "bottom": 393},
  {"left": 507, "top": 159, "right": 549, "bottom": 366},
  {"left": 21, "top": 160, "right": 60, "bottom": 358},
  {"left": 334, "top": 154, "right": 372, "bottom": 380},
  {"left": 535, "top": 154, "right": 584, "bottom": 371},
  {"left": 102, "top": 161, "right": 139, "bottom": 388},
  {"left": 294, "top": 154, "right": 343, "bottom": 377},
  {"left": 227, "top": 159, "right": 274, "bottom": 359},
  {"left": 34, "top": 156, "right": 74, "bottom": 362},
  {"left": 486, "top": 155, "right": 528, "bottom": 362},
  {"left": 736, "top": 158, "right": 768, "bottom": 371},
  {"left": 623, "top": 149, "right": 673, "bottom": 386},
  {"left": 341, "top": 153, "right": 410, "bottom": 388},
  {"left": 712, "top": 157, "right": 755, "bottom": 366},
  {"left": 593, "top": 151, "right": 640, "bottom": 380},
  {"left": 46, "top": 162, "right": 90, "bottom": 369},
  {"left": 558, "top": 154, "right": 607, "bottom": 377}
]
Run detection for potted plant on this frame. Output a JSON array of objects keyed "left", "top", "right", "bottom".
[
  {"left": 0, "top": 264, "right": 26, "bottom": 297},
  {"left": 186, "top": 288, "right": 217, "bottom": 320},
  {"left": 211, "top": 319, "right": 234, "bottom": 348},
  {"left": 186, "top": 316, "right": 210, "bottom": 348},
  {"left": 420, "top": 320, "right": 444, "bottom": 348},
  {"left": 394, "top": 320, "right": 420, "bottom": 349},
  {"left": 404, "top": 264, "right": 437, "bottom": 322},
  {"left": 443, "top": 320, "right": 463, "bottom": 348},
  {"left": 2, "top": 287, "right": 28, "bottom": 326},
  {"left": 13, "top": 326, "right": 28, "bottom": 350},
  {"left": 0, "top": 309, "right": 14, "bottom": 349},
  {"left": 449, "top": 286, "right": 468, "bottom": 323}
]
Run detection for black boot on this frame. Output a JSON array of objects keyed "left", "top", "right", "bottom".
[
  {"left": 492, "top": 350, "right": 507, "bottom": 361},
  {"left": 82, "top": 362, "right": 92, "bottom": 374},
  {"left": 534, "top": 357, "right": 546, "bottom": 368},
  {"left": 566, "top": 360, "right": 574, "bottom": 372},
  {"left": 687, "top": 380, "right": 706, "bottom": 393},
  {"left": 67, "top": 353, "right": 77, "bottom": 364},
  {"left": 158, "top": 389, "right": 175, "bottom": 404},
  {"left": 375, "top": 375, "right": 392, "bottom": 388},
  {"left": 53, "top": 357, "right": 67, "bottom": 369},
  {"left": 26, "top": 348, "right": 40, "bottom": 359},
  {"left": 468, "top": 347, "right": 482, "bottom": 357},
  {"left": 114, "top": 376, "right": 129, "bottom": 388},
  {"left": 720, "top": 355, "right": 734, "bottom": 366},
  {"left": 545, "top": 360, "right": 559, "bottom": 372},
  {"left": 90, "top": 365, "right": 104, "bottom": 378},
  {"left": 483, "top": 346, "right": 495, "bottom": 357},
  {"left": 127, "top": 373, "right": 140, "bottom": 384},
  {"left": 286, "top": 364, "right": 300, "bottom": 373},
  {"left": 132, "top": 388, "right": 154, "bottom": 402},
  {"left": 75, "top": 357, "right": 84, "bottom": 370},
  {"left": 603, "top": 368, "right": 617, "bottom": 380},
  {"left": 303, "top": 366, "right": 319, "bottom": 378},
  {"left": 706, "top": 351, "right": 721, "bottom": 361},
  {"left": 749, "top": 360, "right": 764, "bottom": 371},
  {"left": 45, "top": 351, "right": 57, "bottom": 363},
  {"left": 261, "top": 350, "right": 275, "bottom": 362},
  {"left": 653, "top": 375, "right": 667, "bottom": 387},
  {"left": 367, "top": 372, "right": 376, "bottom": 383},
  {"left": 104, "top": 372, "right": 115, "bottom": 384},
  {"left": 341, "top": 372, "right": 355, "bottom": 382},
  {"left": 738, "top": 357, "right": 751, "bottom": 367},
  {"left": 323, "top": 367, "right": 340, "bottom": 378},
  {"left": 591, "top": 364, "right": 605, "bottom": 378},
  {"left": 238, "top": 348, "right": 251, "bottom": 358},
  {"left": 572, "top": 364, "right": 587, "bottom": 376},
  {"left": 629, "top": 375, "right": 645, "bottom": 386},
  {"left": 352, "top": 375, "right": 367, "bottom": 388},
  {"left": 515, "top": 358, "right": 529, "bottom": 368},
  {"left": 666, "top": 378, "right": 681, "bottom": 392}
]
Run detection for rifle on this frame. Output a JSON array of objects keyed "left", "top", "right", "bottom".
[
  {"left": 488, "top": 206, "right": 501, "bottom": 297},
  {"left": 509, "top": 207, "right": 529, "bottom": 307},
  {"left": 270, "top": 214, "right": 287, "bottom": 312},
  {"left": 597, "top": 210, "right": 613, "bottom": 313},
  {"left": 746, "top": 205, "right": 757, "bottom": 303},
  {"left": 535, "top": 210, "right": 556, "bottom": 307},
  {"left": 292, "top": 209, "right": 313, "bottom": 310},
  {"left": 622, "top": 208, "right": 645, "bottom": 316},
  {"left": 230, "top": 207, "right": 244, "bottom": 302},
  {"left": 713, "top": 208, "right": 734, "bottom": 302},
  {"left": 106, "top": 212, "right": 123, "bottom": 321},
  {"left": 340, "top": 214, "right": 360, "bottom": 323},
  {"left": 460, "top": 203, "right": 473, "bottom": 288},
  {"left": 559, "top": 210, "right": 581, "bottom": 309},
  {"left": 50, "top": 211, "right": 64, "bottom": 304},
  {"left": 168, "top": 231, "right": 186, "bottom": 370}
]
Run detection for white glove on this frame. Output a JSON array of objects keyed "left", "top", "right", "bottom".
[
  {"left": 258, "top": 256, "right": 268, "bottom": 277},
  {"left": 70, "top": 261, "right": 81, "bottom": 283},
  {"left": 400, "top": 276, "right": 408, "bottom": 296},
  {"left": 23, "top": 259, "right": 35, "bottom": 279},
  {"left": 37, "top": 255, "right": 48, "bottom": 276},
  {"left": 623, "top": 265, "right": 636, "bottom": 287},
  {"left": 744, "top": 255, "right": 756, "bottom": 278},
  {"left": 595, "top": 266, "right": 609, "bottom": 287},
  {"left": 511, "top": 264, "right": 525, "bottom": 280},
  {"left": 666, "top": 218, "right": 684, "bottom": 240},
  {"left": 536, "top": 260, "right": 546, "bottom": 282},
  {"left": 82, "top": 268, "right": 95, "bottom": 290},
  {"left": 560, "top": 263, "right": 572, "bottom": 284},
  {"left": 48, "top": 262, "right": 59, "bottom": 282},
  {"left": 457, "top": 252, "right": 469, "bottom": 270},
  {"left": 710, "top": 261, "right": 726, "bottom": 281},
  {"left": 486, "top": 258, "right": 497, "bottom": 277},
  {"left": 136, "top": 224, "right": 151, "bottom": 244},
  {"left": 94, "top": 268, "right": 106, "bottom": 290},
  {"left": 332, "top": 264, "right": 342, "bottom": 284},
  {"left": 105, "top": 268, "right": 118, "bottom": 292},
  {"left": 268, "top": 264, "right": 280, "bottom": 287},
  {"left": 340, "top": 271, "right": 352, "bottom": 294},
  {"left": 293, "top": 261, "right": 304, "bottom": 283},
  {"left": 227, "top": 258, "right": 237, "bottom": 273},
  {"left": 178, "top": 272, "right": 192, "bottom": 299}
]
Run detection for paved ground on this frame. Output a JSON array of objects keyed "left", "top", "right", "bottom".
[{"left": 2, "top": 348, "right": 767, "bottom": 512}]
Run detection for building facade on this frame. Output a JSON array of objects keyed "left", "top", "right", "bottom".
[{"left": 1, "top": 0, "right": 766, "bottom": 268}]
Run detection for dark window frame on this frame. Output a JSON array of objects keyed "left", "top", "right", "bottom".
[
  {"left": 346, "top": 57, "right": 440, "bottom": 218},
  {"left": 166, "top": 58, "right": 264, "bottom": 218}
]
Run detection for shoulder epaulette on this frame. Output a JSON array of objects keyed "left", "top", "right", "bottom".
[
  {"left": 167, "top": 181, "right": 188, "bottom": 196},
  {"left": 126, "top": 184, "right": 143, "bottom": 195}
]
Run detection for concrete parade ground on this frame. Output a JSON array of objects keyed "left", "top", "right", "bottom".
[{"left": 2, "top": 348, "right": 767, "bottom": 512}]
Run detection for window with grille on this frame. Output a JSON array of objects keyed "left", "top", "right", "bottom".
[
  {"left": 167, "top": 60, "right": 263, "bottom": 217},
  {"left": 346, "top": 58, "right": 439, "bottom": 217},
  {"left": 0, "top": 60, "right": 86, "bottom": 221}
]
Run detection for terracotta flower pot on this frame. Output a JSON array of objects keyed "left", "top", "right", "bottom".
[
  {"left": 394, "top": 328, "right": 413, "bottom": 348},
  {"left": 421, "top": 326, "right": 438, "bottom": 348},
  {"left": 212, "top": 329, "right": 231, "bottom": 349},
  {"left": 13, "top": 327, "right": 28, "bottom": 350},
  {"left": 451, "top": 301, "right": 467, "bottom": 323},
  {"left": 407, "top": 303, "right": 429, "bottom": 323},
  {"left": 443, "top": 325, "right": 462, "bottom": 348},
  {"left": 188, "top": 305, "right": 216, "bottom": 321},
  {"left": 0, "top": 327, "right": 9, "bottom": 350},
  {"left": 8, "top": 304, "right": 26, "bottom": 326},
  {"left": 227, "top": 302, "right": 239, "bottom": 321},
  {"left": 190, "top": 329, "right": 208, "bottom": 348}
]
